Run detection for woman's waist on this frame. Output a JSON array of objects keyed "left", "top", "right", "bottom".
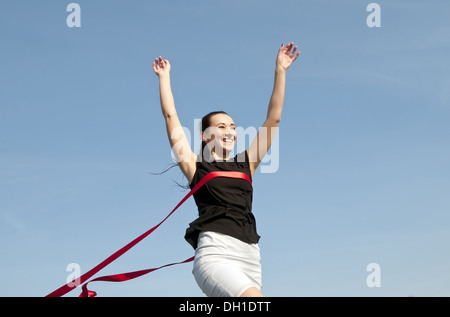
[
  {"left": 198, "top": 205, "right": 253, "bottom": 218},
  {"left": 195, "top": 231, "right": 260, "bottom": 258}
]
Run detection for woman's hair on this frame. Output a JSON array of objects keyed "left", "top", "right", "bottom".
[{"left": 151, "top": 111, "right": 228, "bottom": 189}]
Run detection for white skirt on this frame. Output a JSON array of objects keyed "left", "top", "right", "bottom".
[{"left": 192, "top": 231, "right": 262, "bottom": 297}]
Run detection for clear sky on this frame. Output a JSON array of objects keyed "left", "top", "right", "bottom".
[{"left": 1, "top": 0, "right": 449, "bottom": 297}]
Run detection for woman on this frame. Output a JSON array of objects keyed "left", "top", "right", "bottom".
[{"left": 152, "top": 42, "right": 300, "bottom": 297}]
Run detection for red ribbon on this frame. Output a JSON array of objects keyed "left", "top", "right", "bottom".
[{"left": 45, "top": 171, "right": 252, "bottom": 297}]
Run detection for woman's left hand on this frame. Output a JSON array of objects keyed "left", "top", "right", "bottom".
[{"left": 276, "top": 42, "right": 300, "bottom": 71}]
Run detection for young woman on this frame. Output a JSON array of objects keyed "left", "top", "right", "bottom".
[{"left": 152, "top": 42, "right": 300, "bottom": 297}]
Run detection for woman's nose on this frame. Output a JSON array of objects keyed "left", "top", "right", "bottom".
[{"left": 225, "top": 127, "right": 235, "bottom": 135}]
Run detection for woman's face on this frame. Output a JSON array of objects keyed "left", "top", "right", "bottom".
[{"left": 202, "top": 113, "right": 237, "bottom": 156}]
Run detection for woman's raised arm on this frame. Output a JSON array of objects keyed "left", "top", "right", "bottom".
[
  {"left": 247, "top": 42, "right": 300, "bottom": 177},
  {"left": 153, "top": 57, "right": 197, "bottom": 183}
]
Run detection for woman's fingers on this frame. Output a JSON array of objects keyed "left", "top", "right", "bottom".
[
  {"left": 153, "top": 56, "right": 171, "bottom": 74},
  {"left": 159, "top": 56, "right": 166, "bottom": 68},
  {"left": 283, "top": 42, "right": 300, "bottom": 61},
  {"left": 153, "top": 56, "right": 167, "bottom": 72},
  {"left": 285, "top": 42, "right": 293, "bottom": 53},
  {"left": 289, "top": 45, "right": 298, "bottom": 58}
]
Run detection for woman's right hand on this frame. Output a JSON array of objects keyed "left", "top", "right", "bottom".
[{"left": 153, "top": 56, "right": 171, "bottom": 77}]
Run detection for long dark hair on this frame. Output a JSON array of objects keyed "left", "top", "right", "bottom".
[{"left": 151, "top": 111, "right": 229, "bottom": 189}]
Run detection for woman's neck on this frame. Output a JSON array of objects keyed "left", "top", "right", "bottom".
[{"left": 211, "top": 151, "right": 231, "bottom": 162}]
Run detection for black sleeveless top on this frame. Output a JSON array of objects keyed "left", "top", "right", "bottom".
[{"left": 184, "top": 150, "right": 260, "bottom": 249}]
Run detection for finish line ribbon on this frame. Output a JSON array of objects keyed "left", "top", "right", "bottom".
[{"left": 46, "top": 171, "right": 252, "bottom": 297}]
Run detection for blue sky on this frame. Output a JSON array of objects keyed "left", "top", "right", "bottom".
[{"left": 1, "top": 0, "right": 449, "bottom": 297}]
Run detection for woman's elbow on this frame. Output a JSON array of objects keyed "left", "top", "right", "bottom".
[{"left": 265, "top": 117, "right": 281, "bottom": 127}]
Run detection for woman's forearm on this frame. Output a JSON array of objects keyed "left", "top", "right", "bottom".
[
  {"left": 266, "top": 68, "right": 286, "bottom": 125},
  {"left": 158, "top": 73, "right": 177, "bottom": 119}
]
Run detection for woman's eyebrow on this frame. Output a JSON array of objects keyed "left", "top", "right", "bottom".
[{"left": 216, "top": 123, "right": 235, "bottom": 126}]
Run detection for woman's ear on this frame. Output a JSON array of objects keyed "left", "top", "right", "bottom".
[
  {"left": 201, "top": 128, "right": 215, "bottom": 143},
  {"left": 201, "top": 131, "right": 207, "bottom": 143}
]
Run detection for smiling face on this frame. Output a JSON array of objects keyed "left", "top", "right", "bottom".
[{"left": 201, "top": 113, "right": 237, "bottom": 159}]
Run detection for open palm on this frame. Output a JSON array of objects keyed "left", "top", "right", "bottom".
[{"left": 277, "top": 42, "right": 300, "bottom": 71}]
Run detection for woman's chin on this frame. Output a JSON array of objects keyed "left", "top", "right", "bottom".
[
  {"left": 213, "top": 146, "right": 235, "bottom": 159},
  {"left": 224, "top": 144, "right": 236, "bottom": 153}
]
